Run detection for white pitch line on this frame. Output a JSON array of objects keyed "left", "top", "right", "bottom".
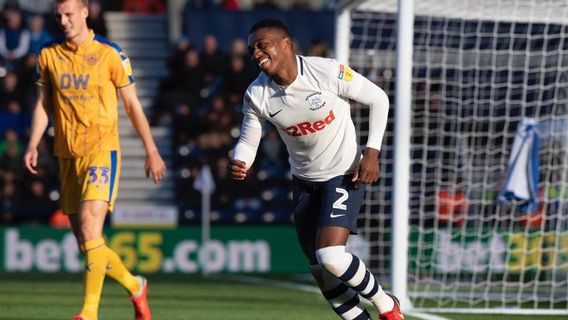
[
  {"left": 405, "top": 311, "right": 453, "bottom": 320},
  {"left": 213, "top": 274, "right": 452, "bottom": 320},
  {"left": 212, "top": 274, "right": 322, "bottom": 294}
]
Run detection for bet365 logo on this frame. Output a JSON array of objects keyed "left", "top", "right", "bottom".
[{"left": 60, "top": 73, "right": 90, "bottom": 89}]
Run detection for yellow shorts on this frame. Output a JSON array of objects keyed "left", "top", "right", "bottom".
[{"left": 58, "top": 150, "right": 121, "bottom": 215}]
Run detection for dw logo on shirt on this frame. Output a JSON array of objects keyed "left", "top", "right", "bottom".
[{"left": 60, "top": 73, "right": 90, "bottom": 90}]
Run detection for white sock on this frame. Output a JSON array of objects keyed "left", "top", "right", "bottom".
[
  {"left": 316, "top": 246, "right": 394, "bottom": 313},
  {"left": 371, "top": 287, "right": 395, "bottom": 314}
]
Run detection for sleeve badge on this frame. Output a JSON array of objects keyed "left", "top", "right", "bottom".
[{"left": 338, "top": 64, "right": 353, "bottom": 81}]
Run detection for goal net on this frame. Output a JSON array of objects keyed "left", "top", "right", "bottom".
[{"left": 338, "top": 0, "right": 568, "bottom": 314}]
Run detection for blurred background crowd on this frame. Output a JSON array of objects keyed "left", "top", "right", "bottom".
[{"left": 0, "top": 0, "right": 336, "bottom": 226}]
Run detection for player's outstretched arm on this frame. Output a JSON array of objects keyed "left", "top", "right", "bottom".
[
  {"left": 231, "top": 111, "right": 263, "bottom": 180},
  {"left": 119, "top": 84, "right": 166, "bottom": 184},
  {"left": 24, "top": 85, "right": 52, "bottom": 175},
  {"left": 341, "top": 69, "right": 390, "bottom": 186}
]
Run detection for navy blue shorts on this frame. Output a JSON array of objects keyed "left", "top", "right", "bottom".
[{"left": 292, "top": 174, "right": 365, "bottom": 243}]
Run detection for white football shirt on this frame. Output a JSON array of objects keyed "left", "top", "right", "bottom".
[{"left": 234, "top": 55, "right": 389, "bottom": 182}]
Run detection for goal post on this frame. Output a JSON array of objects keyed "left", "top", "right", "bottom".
[{"left": 336, "top": 0, "right": 568, "bottom": 315}]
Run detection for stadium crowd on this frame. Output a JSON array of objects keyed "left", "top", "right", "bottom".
[{"left": 0, "top": 0, "right": 334, "bottom": 225}]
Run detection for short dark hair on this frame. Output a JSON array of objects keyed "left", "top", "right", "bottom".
[{"left": 249, "top": 18, "right": 290, "bottom": 37}]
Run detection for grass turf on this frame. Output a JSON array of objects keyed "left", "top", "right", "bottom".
[{"left": 0, "top": 273, "right": 565, "bottom": 320}]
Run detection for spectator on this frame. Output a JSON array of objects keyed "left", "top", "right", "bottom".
[
  {"left": 27, "top": 15, "right": 52, "bottom": 54},
  {"left": 199, "top": 34, "right": 229, "bottom": 76},
  {"left": 0, "top": 134, "right": 22, "bottom": 175},
  {"left": 0, "top": 128, "right": 23, "bottom": 160},
  {"left": 230, "top": 38, "right": 256, "bottom": 73},
  {"left": 0, "top": 180, "right": 20, "bottom": 224},
  {"left": 0, "top": 9, "right": 30, "bottom": 69},
  {"left": 151, "top": 47, "right": 204, "bottom": 125},
  {"left": 0, "top": 100, "right": 28, "bottom": 135},
  {"left": 202, "top": 96, "right": 233, "bottom": 131},
  {"left": 223, "top": 54, "right": 256, "bottom": 101},
  {"left": 178, "top": 48, "right": 206, "bottom": 99},
  {"left": 123, "top": 0, "right": 166, "bottom": 14},
  {"left": 306, "top": 39, "right": 329, "bottom": 58},
  {"left": 87, "top": 0, "right": 108, "bottom": 37},
  {"left": 20, "top": 178, "right": 57, "bottom": 224},
  {"left": 229, "top": 38, "right": 247, "bottom": 58},
  {"left": 173, "top": 103, "right": 203, "bottom": 147},
  {"left": 166, "top": 36, "right": 192, "bottom": 74},
  {"left": 15, "top": 53, "right": 38, "bottom": 106},
  {"left": 0, "top": 71, "right": 25, "bottom": 110}
]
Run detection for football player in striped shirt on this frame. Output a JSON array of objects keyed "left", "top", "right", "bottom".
[{"left": 230, "top": 19, "right": 404, "bottom": 320}]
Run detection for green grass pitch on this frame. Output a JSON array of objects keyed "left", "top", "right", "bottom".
[{"left": 0, "top": 273, "right": 564, "bottom": 320}]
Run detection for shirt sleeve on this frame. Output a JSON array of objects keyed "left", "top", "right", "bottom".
[
  {"left": 232, "top": 93, "right": 264, "bottom": 168},
  {"left": 333, "top": 62, "right": 390, "bottom": 151},
  {"left": 110, "top": 48, "right": 134, "bottom": 88},
  {"left": 36, "top": 48, "right": 51, "bottom": 86}
]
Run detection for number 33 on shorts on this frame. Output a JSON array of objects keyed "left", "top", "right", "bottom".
[{"left": 59, "top": 150, "right": 121, "bottom": 214}]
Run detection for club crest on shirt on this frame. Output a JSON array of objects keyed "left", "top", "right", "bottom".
[
  {"left": 86, "top": 54, "right": 98, "bottom": 66},
  {"left": 122, "top": 58, "right": 133, "bottom": 76},
  {"left": 306, "top": 92, "right": 326, "bottom": 111},
  {"left": 338, "top": 64, "right": 353, "bottom": 81}
]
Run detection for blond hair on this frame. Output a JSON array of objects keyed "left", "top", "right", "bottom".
[{"left": 55, "top": 0, "right": 89, "bottom": 7}]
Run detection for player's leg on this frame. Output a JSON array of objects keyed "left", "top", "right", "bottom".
[
  {"left": 68, "top": 150, "right": 150, "bottom": 320},
  {"left": 69, "top": 200, "right": 109, "bottom": 320},
  {"left": 105, "top": 247, "right": 149, "bottom": 320},
  {"left": 97, "top": 151, "right": 143, "bottom": 296},
  {"left": 60, "top": 158, "right": 106, "bottom": 320},
  {"left": 314, "top": 175, "right": 402, "bottom": 319},
  {"left": 293, "top": 177, "right": 371, "bottom": 320},
  {"left": 304, "top": 240, "right": 371, "bottom": 320},
  {"left": 316, "top": 228, "right": 398, "bottom": 318},
  {"left": 84, "top": 150, "right": 150, "bottom": 320},
  {"left": 70, "top": 200, "right": 147, "bottom": 320}
]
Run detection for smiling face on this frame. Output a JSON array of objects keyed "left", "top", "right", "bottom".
[
  {"left": 247, "top": 27, "right": 293, "bottom": 77},
  {"left": 54, "top": 0, "right": 89, "bottom": 42}
]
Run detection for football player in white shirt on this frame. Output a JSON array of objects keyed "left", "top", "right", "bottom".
[{"left": 229, "top": 19, "right": 404, "bottom": 320}]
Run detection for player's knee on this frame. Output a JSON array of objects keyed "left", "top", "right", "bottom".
[{"left": 315, "top": 246, "right": 351, "bottom": 277}]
